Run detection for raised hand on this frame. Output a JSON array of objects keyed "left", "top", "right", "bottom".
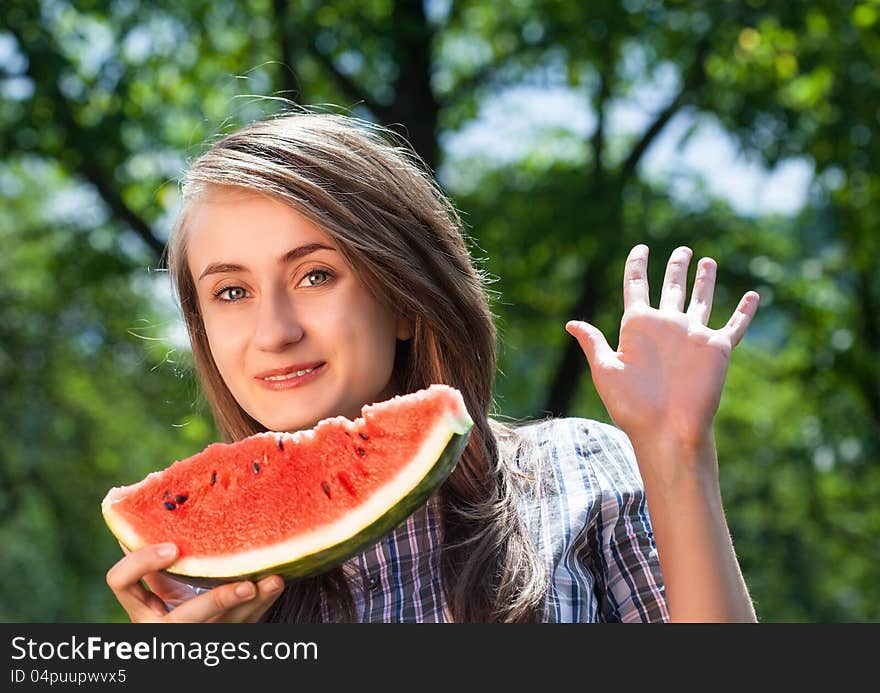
[{"left": 566, "top": 245, "right": 760, "bottom": 455}]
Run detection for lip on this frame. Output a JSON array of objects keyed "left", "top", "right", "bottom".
[{"left": 254, "top": 362, "right": 327, "bottom": 391}]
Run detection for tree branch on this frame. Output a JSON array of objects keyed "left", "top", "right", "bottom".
[
  {"left": 619, "top": 38, "right": 710, "bottom": 182},
  {"left": 8, "top": 22, "right": 165, "bottom": 263},
  {"left": 80, "top": 160, "right": 166, "bottom": 259},
  {"left": 590, "top": 41, "right": 615, "bottom": 183},
  {"left": 441, "top": 44, "right": 536, "bottom": 107},
  {"left": 306, "top": 39, "right": 397, "bottom": 124}
]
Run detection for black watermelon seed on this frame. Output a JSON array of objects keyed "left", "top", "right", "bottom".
[
  {"left": 163, "top": 501, "right": 176, "bottom": 511},
  {"left": 277, "top": 439, "right": 284, "bottom": 451},
  {"left": 174, "top": 495, "right": 188, "bottom": 504},
  {"left": 359, "top": 432, "right": 369, "bottom": 440},
  {"left": 253, "top": 461, "right": 260, "bottom": 473},
  {"left": 210, "top": 472, "right": 217, "bottom": 485},
  {"left": 356, "top": 447, "right": 366, "bottom": 457},
  {"left": 163, "top": 491, "right": 170, "bottom": 499},
  {"left": 321, "top": 481, "right": 332, "bottom": 498}
]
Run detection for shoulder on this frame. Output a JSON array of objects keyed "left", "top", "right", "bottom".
[{"left": 514, "top": 417, "right": 645, "bottom": 496}]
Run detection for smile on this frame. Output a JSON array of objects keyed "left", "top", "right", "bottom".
[
  {"left": 264, "top": 367, "right": 317, "bottom": 381},
  {"left": 256, "top": 362, "right": 327, "bottom": 390}
]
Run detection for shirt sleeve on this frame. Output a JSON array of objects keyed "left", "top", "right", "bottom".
[{"left": 582, "top": 421, "right": 669, "bottom": 623}]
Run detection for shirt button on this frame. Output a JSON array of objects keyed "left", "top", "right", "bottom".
[{"left": 368, "top": 576, "right": 381, "bottom": 591}]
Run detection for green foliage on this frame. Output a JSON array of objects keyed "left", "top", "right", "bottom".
[
  {"left": 2, "top": 0, "right": 878, "bottom": 622},
  {"left": 0, "top": 161, "right": 216, "bottom": 622}
]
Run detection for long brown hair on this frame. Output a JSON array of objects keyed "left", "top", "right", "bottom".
[{"left": 167, "top": 110, "right": 547, "bottom": 622}]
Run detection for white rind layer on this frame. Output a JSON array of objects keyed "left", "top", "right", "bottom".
[
  {"left": 102, "top": 387, "right": 473, "bottom": 578},
  {"left": 102, "top": 472, "right": 168, "bottom": 553}
]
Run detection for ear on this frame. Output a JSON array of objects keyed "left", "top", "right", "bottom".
[{"left": 396, "top": 315, "right": 414, "bottom": 341}]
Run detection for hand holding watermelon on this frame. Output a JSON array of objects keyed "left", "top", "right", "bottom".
[{"left": 105, "top": 543, "right": 285, "bottom": 623}]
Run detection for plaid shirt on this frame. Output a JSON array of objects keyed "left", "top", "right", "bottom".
[{"left": 322, "top": 417, "right": 669, "bottom": 623}]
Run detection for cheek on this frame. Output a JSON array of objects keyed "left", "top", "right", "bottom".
[
  {"left": 202, "top": 314, "right": 245, "bottom": 379},
  {"left": 328, "top": 295, "right": 399, "bottom": 379}
]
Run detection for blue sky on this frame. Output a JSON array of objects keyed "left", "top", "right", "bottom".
[{"left": 441, "top": 83, "right": 814, "bottom": 217}]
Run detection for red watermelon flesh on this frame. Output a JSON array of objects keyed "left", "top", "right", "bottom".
[{"left": 101, "top": 384, "right": 473, "bottom": 585}]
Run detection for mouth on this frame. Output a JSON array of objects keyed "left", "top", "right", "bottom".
[{"left": 255, "top": 361, "right": 327, "bottom": 389}]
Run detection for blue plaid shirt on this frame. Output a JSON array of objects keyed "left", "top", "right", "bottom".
[{"left": 323, "top": 417, "right": 668, "bottom": 622}]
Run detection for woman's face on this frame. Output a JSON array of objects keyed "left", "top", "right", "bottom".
[{"left": 186, "top": 186, "right": 411, "bottom": 432}]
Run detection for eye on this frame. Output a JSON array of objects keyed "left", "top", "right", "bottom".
[
  {"left": 214, "top": 285, "right": 248, "bottom": 302},
  {"left": 299, "top": 269, "right": 332, "bottom": 287}
]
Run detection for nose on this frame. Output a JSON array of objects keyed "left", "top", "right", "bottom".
[{"left": 252, "top": 287, "right": 304, "bottom": 352}]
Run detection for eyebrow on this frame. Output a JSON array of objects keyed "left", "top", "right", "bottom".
[{"left": 198, "top": 243, "right": 336, "bottom": 280}]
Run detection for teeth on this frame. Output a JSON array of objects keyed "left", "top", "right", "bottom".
[{"left": 264, "top": 367, "right": 316, "bottom": 381}]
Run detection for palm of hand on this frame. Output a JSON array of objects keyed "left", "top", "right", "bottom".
[
  {"left": 601, "top": 307, "right": 732, "bottom": 447},
  {"left": 567, "top": 245, "right": 759, "bottom": 450}
]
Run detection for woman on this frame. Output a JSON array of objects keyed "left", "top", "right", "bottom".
[{"left": 106, "top": 111, "right": 759, "bottom": 623}]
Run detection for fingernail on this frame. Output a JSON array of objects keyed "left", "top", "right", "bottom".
[
  {"left": 156, "top": 544, "right": 177, "bottom": 559},
  {"left": 268, "top": 578, "right": 284, "bottom": 593},
  {"left": 236, "top": 583, "right": 255, "bottom": 599}
]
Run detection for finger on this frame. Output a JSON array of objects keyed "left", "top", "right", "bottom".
[
  {"left": 165, "top": 581, "right": 259, "bottom": 623},
  {"left": 566, "top": 320, "right": 615, "bottom": 368},
  {"left": 686, "top": 257, "right": 717, "bottom": 326},
  {"left": 721, "top": 291, "right": 761, "bottom": 347},
  {"left": 107, "top": 543, "right": 177, "bottom": 587},
  {"left": 216, "top": 575, "right": 286, "bottom": 624},
  {"left": 658, "top": 246, "right": 693, "bottom": 312},
  {"left": 106, "top": 544, "right": 179, "bottom": 620},
  {"left": 108, "top": 574, "right": 170, "bottom": 621},
  {"left": 622, "top": 245, "right": 651, "bottom": 312}
]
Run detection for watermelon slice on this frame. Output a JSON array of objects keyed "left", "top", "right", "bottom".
[{"left": 101, "top": 384, "right": 472, "bottom": 587}]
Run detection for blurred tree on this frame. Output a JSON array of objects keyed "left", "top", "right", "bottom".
[
  {"left": 0, "top": 157, "right": 215, "bottom": 620},
  {"left": 1, "top": 0, "right": 878, "bottom": 621}
]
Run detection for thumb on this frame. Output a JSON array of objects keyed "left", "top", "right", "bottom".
[{"left": 565, "top": 320, "right": 614, "bottom": 368}]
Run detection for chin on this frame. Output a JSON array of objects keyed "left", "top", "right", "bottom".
[
  {"left": 272, "top": 416, "right": 319, "bottom": 433},
  {"left": 249, "top": 412, "right": 311, "bottom": 434},
  {"left": 277, "top": 411, "right": 337, "bottom": 433},
  {"left": 252, "top": 397, "right": 356, "bottom": 433}
]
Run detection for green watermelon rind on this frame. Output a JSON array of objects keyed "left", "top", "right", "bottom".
[{"left": 162, "top": 426, "right": 470, "bottom": 589}]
